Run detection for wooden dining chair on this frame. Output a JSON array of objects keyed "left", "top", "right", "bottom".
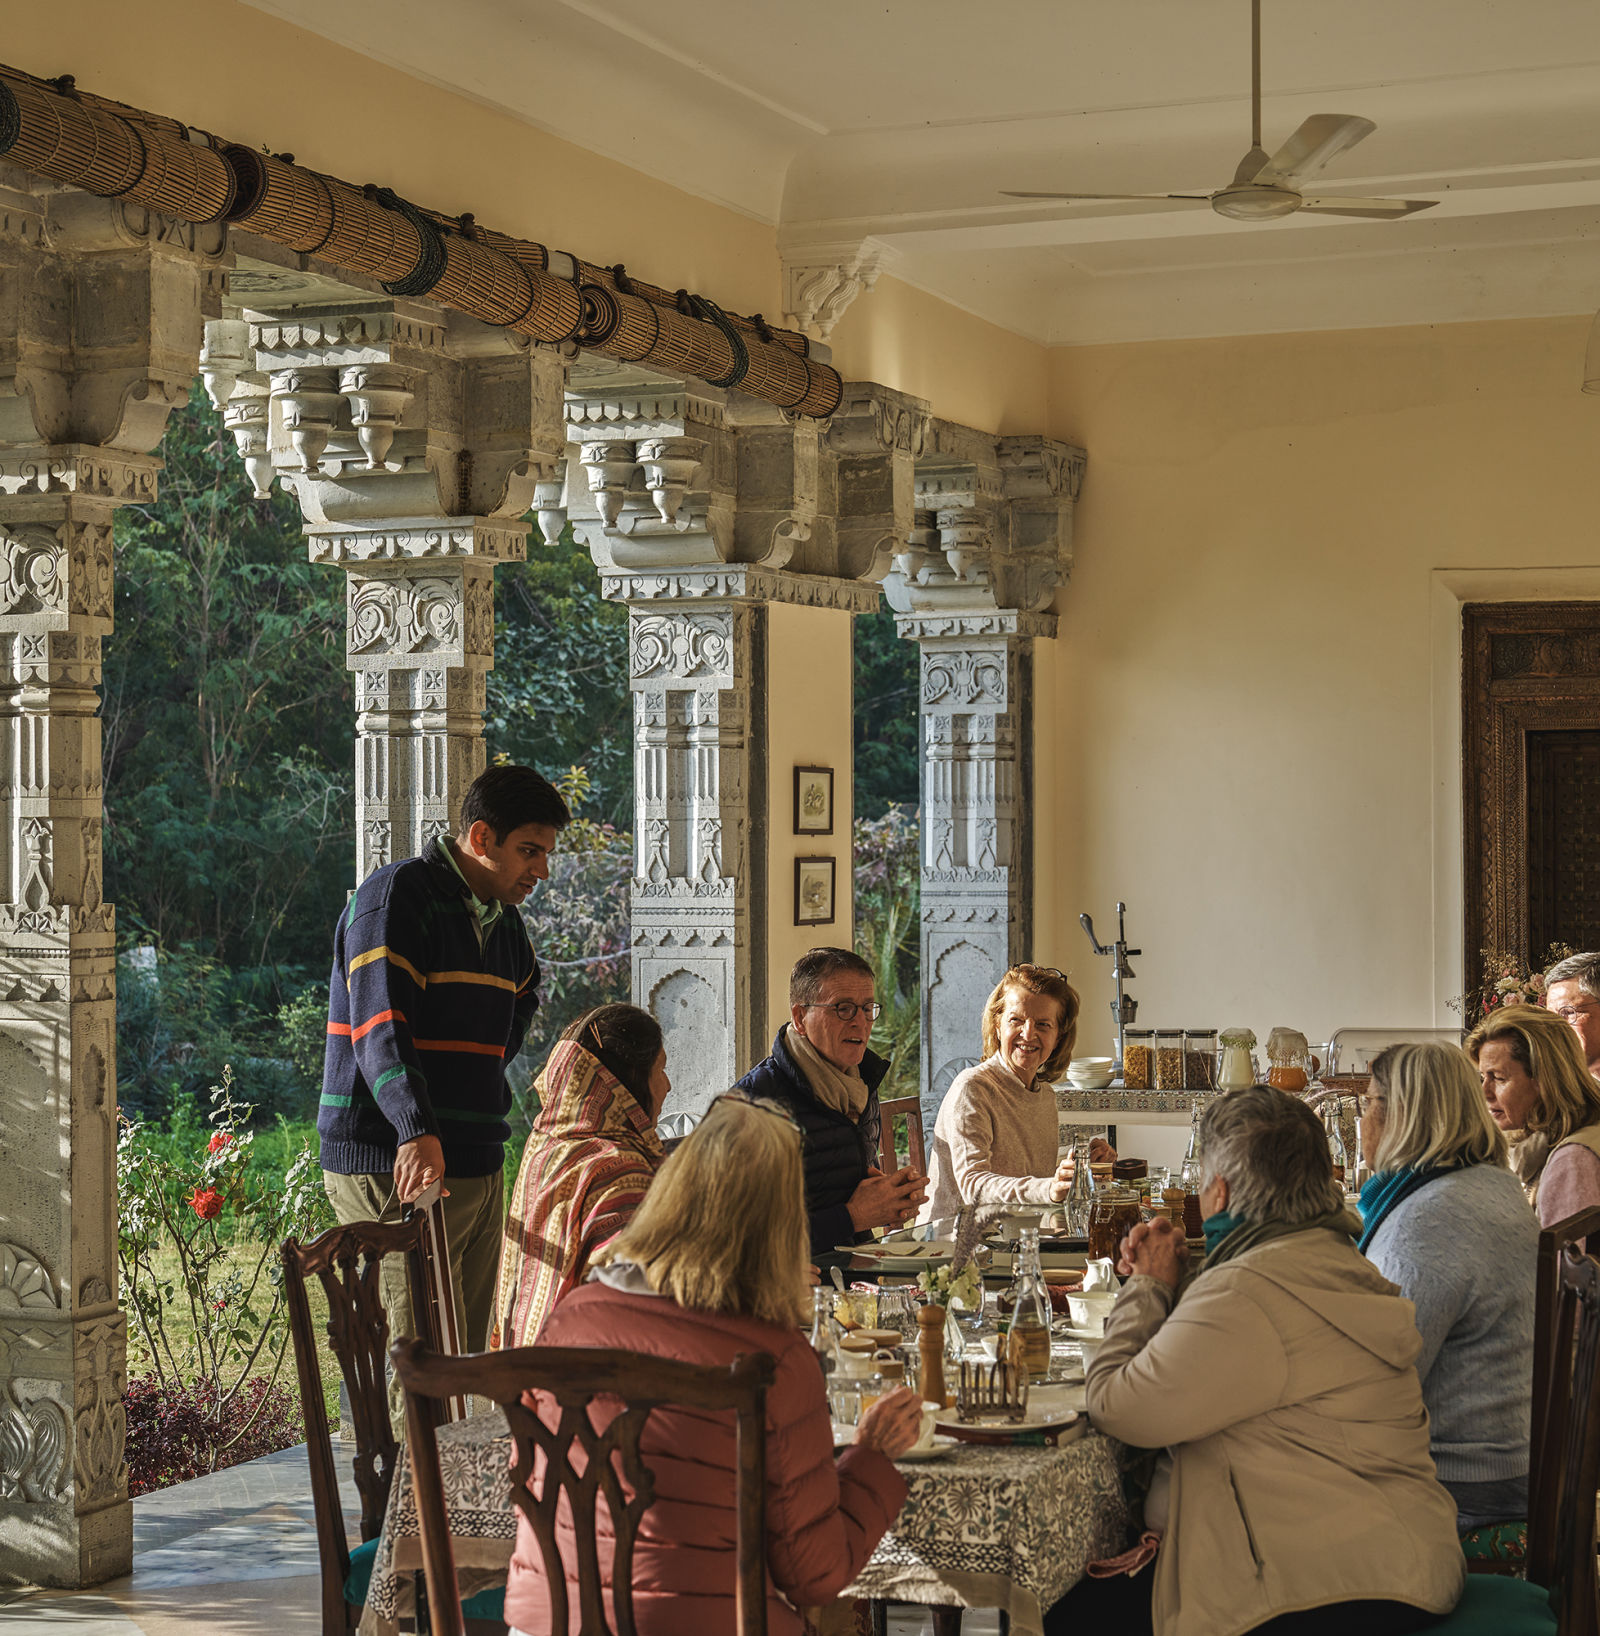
[
  {"left": 391, "top": 1338, "right": 778, "bottom": 1636},
  {"left": 877, "top": 1094, "right": 926, "bottom": 1175},
  {"left": 1526, "top": 1207, "right": 1600, "bottom": 1588},
  {"left": 281, "top": 1218, "right": 443, "bottom": 1636},
  {"left": 1433, "top": 1239, "right": 1600, "bottom": 1633}
]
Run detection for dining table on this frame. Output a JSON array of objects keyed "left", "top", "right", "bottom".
[{"left": 358, "top": 1340, "right": 1132, "bottom": 1636}]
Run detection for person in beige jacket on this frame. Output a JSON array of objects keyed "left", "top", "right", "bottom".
[{"left": 1055, "top": 1086, "right": 1465, "bottom": 1636}]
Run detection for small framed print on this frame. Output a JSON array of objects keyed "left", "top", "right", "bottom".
[
  {"left": 794, "top": 856, "right": 836, "bottom": 926},
  {"left": 794, "top": 765, "right": 834, "bottom": 835}
]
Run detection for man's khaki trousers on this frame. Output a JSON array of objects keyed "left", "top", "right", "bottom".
[{"left": 322, "top": 1169, "right": 504, "bottom": 1426}]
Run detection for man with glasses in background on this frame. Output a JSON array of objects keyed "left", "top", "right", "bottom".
[
  {"left": 736, "top": 946, "right": 928, "bottom": 1263},
  {"left": 1545, "top": 952, "right": 1600, "bottom": 1080}
]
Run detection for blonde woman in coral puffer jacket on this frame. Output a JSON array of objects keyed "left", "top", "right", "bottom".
[
  {"left": 503, "top": 1091, "right": 921, "bottom": 1636},
  {"left": 1054, "top": 1086, "right": 1465, "bottom": 1636}
]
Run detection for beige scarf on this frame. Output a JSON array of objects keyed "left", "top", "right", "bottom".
[{"left": 785, "top": 1023, "right": 868, "bottom": 1121}]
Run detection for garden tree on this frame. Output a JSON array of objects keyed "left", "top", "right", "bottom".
[
  {"left": 109, "top": 392, "right": 636, "bottom": 1119},
  {"left": 488, "top": 530, "right": 632, "bottom": 828},
  {"left": 108, "top": 385, "right": 351, "bottom": 975},
  {"left": 854, "top": 608, "right": 920, "bottom": 817}
]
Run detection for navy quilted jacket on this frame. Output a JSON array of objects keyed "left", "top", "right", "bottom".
[{"left": 734, "top": 1029, "right": 888, "bottom": 1258}]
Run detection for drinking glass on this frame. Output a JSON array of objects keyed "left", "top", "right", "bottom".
[{"left": 877, "top": 1285, "right": 917, "bottom": 1343}]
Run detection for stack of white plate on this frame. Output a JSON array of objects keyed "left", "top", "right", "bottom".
[{"left": 1065, "top": 1055, "right": 1115, "bottom": 1090}]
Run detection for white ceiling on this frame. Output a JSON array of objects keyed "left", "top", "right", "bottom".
[{"left": 241, "top": 0, "right": 1600, "bottom": 344}]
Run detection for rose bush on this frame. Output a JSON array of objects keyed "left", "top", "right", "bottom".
[{"left": 118, "top": 1066, "right": 331, "bottom": 1484}]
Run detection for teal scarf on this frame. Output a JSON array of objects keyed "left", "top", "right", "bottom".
[
  {"left": 1357, "top": 1167, "right": 1449, "bottom": 1255},
  {"left": 1202, "top": 1210, "right": 1243, "bottom": 1259},
  {"left": 1200, "top": 1206, "right": 1360, "bottom": 1273}
]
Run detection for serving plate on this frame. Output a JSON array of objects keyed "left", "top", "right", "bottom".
[
  {"left": 934, "top": 1407, "right": 1085, "bottom": 1448},
  {"left": 896, "top": 1434, "right": 959, "bottom": 1463}
]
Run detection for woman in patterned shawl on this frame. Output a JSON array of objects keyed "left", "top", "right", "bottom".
[{"left": 492, "top": 1004, "right": 669, "bottom": 1349}]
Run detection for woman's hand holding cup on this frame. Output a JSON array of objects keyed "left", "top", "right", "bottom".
[{"left": 854, "top": 1385, "right": 925, "bottom": 1459}]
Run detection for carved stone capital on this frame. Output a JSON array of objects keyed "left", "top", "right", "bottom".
[
  {"left": 599, "top": 564, "right": 883, "bottom": 613},
  {"left": 307, "top": 517, "right": 529, "bottom": 566}
]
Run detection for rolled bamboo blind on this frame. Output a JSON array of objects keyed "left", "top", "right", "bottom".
[{"left": 0, "top": 64, "right": 842, "bottom": 419}]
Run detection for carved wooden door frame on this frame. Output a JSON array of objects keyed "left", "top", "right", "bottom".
[{"left": 1462, "top": 601, "right": 1600, "bottom": 996}]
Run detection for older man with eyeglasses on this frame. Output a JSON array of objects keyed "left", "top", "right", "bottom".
[
  {"left": 1545, "top": 951, "right": 1600, "bottom": 1079},
  {"left": 735, "top": 947, "right": 928, "bottom": 1263}
]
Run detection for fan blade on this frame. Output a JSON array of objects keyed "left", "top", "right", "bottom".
[
  {"left": 1253, "top": 114, "right": 1375, "bottom": 187},
  {"left": 1000, "top": 191, "right": 1211, "bottom": 201},
  {"left": 1298, "top": 195, "right": 1438, "bottom": 219}
]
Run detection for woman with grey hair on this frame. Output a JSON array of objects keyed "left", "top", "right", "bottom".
[
  {"left": 1359, "top": 1042, "right": 1537, "bottom": 1535},
  {"left": 1050, "top": 1086, "right": 1464, "bottom": 1636}
]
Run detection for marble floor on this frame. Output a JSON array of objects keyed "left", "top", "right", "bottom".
[
  {"left": 0, "top": 1443, "right": 355, "bottom": 1636},
  {"left": 0, "top": 1443, "right": 995, "bottom": 1635}
]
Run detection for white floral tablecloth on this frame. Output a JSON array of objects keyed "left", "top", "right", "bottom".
[{"left": 359, "top": 1403, "right": 1130, "bottom": 1636}]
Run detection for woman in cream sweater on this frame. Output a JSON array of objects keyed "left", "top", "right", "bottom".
[{"left": 922, "top": 964, "right": 1108, "bottom": 1220}]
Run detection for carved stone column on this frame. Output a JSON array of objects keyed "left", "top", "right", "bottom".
[
  {"left": 885, "top": 429, "right": 1085, "bottom": 1132},
  {"left": 204, "top": 302, "right": 566, "bottom": 878},
  {"left": 560, "top": 369, "right": 923, "bottom": 1112},
  {"left": 0, "top": 174, "right": 223, "bottom": 1586}
]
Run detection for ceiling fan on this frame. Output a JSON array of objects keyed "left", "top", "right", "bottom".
[{"left": 1002, "top": 0, "right": 1438, "bottom": 223}]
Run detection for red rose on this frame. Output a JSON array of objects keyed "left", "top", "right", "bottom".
[
  {"left": 188, "top": 1187, "right": 224, "bottom": 1221},
  {"left": 207, "top": 1132, "right": 232, "bottom": 1154}
]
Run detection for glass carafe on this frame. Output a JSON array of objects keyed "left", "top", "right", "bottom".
[
  {"left": 1063, "top": 1132, "right": 1094, "bottom": 1236},
  {"left": 1005, "top": 1226, "right": 1053, "bottom": 1382},
  {"left": 1178, "top": 1099, "right": 1205, "bottom": 1190}
]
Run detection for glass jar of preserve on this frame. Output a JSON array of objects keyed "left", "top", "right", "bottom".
[
  {"left": 1183, "top": 1030, "right": 1217, "bottom": 1091},
  {"left": 1155, "top": 1029, "right": 1186, "bottom": 1090},
  {"left": 1122, "top": 1029, "right": 1154, "bottom": 1090},
  {"left": 1266, "top": 1027, "right": 1313, "bottom": 1094}
]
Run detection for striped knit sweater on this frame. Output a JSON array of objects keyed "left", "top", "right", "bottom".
[{"left": 318, "top": 842, "right": 541, "bottom": 1178}]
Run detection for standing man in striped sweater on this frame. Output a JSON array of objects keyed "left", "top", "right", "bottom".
[{"left": 318, "top": 764, "right": 571, "bottom": 1368}]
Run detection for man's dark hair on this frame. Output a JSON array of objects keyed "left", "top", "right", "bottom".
[
  {"left": 459, "top": 764, "right": 570, "bottom": 841},
  {"left": 563, "top": 1003, "right": 664, "bottom": 1110},
  {"left": 790, "top": 946, "right": 874, "bottom": 1008}
]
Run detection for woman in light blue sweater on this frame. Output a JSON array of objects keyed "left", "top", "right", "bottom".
[{"left": 1358, "top": 1041, "right": 1538, "bottom": 1532}]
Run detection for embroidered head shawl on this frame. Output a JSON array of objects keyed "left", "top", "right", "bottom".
[{"left": 492, "top": 1038, "right": 665, "bottom": 1349}]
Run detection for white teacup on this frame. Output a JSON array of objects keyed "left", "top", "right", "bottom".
[
  {"left": 911, "top": 1400, "right": 942, "bottom": 1452},
  {"left": 1066, "top": 1291, "right": 1117, "bottom": 1335}
]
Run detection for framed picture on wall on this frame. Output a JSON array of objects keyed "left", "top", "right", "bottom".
[
  {"left": 794, "top": 856, "right": 836, "bottom": 926},
  {"left": 794, "top": 766, "right": 834, "bottom": 835}
]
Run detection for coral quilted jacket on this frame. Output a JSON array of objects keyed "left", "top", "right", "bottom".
[{"left": 501, "top": 1281, "right": 907, "bottom": 1636}]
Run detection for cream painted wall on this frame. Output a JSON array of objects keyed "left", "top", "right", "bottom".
[
  {"left": 828, "top": 273, "right": 1051, "bottom": 437},
  {"left": 9, "top": 1, "right": 1051, "bottom": 436},
  {"left": 1036, "top": 313, "right": 1600, "bottom": 1064},
  {"left": 763, "top": 603, "right": 855, "bottom": 1052}
]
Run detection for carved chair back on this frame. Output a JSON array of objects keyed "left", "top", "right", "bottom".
[
  {"left": 1528, "top": 1207, "right": 1600, "bottom": 1590},
  {"left": 281, "top": 1219, "right": 442, "bottom": 1635},
  {"left": 391, "top": 1339, "right": 776, "bottom": 1636},
  {"left": 877, "top": 1094, "right": 926, "bottom": 1176},
  {"left": 1525, "top": 1244, "right": 1600, "bottom": 1636}
]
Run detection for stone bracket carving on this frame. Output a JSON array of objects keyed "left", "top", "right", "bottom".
[
  {"left": 563, "top": 366, "right": 925, "bottom": 589},
  {"left": 883, "top": 422, "right": 1084, "bottom": 619},
  {"left": 779, "top": 237, "right": 898, "bottom": 342}
]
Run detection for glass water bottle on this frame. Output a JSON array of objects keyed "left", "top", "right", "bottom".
[
  {"left": 1064, "top": 1132, "right": 1094, "bottom": 1236},
  {"left": 1005, "top": 1226, "right": 1054, "bottom": 1382},
  {"left": 808, "top": 1287, "right": 837, "bottom": 1376},
  {"left": 1178, "top": 1099, "right": 1205, "bottom": 1191}
]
